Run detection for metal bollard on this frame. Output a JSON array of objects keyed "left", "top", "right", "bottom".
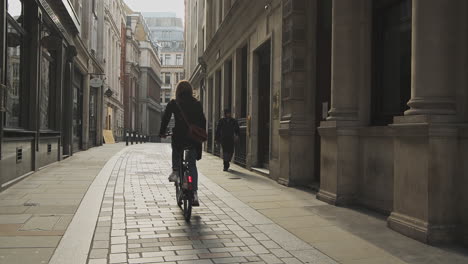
[
  {"left": 140, "top": 135, "right": 143, "bottom": 144},
  {"left": 130, "top": 132, "right": 134, "bottom": 145},
  {"left": 126, "top": 131, "right": 129, "bottom": 146}
]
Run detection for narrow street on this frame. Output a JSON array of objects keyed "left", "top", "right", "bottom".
[{"left": 0, "top": 144, "right": 466, "bottom": 264}]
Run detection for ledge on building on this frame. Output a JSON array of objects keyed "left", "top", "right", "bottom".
[{"left": 251, "top": 167, "right": 270, "bottom": 177}]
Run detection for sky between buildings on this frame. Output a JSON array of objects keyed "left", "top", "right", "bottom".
[{"left": 124, "top": 0, "right": 185, "bottom": 20}]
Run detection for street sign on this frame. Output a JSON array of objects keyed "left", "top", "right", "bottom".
[{"left": 90, "top": 78, "right": 103, "bottom": 87}]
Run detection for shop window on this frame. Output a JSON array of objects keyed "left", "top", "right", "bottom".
[
  {"left": 372, "top": 0, "right": 412, "bottom": 125},
  {"left": 39, "top": 26, "right": 59, "bottom": 130},
  {"left": 4, "top": 0, "right": 25, "bottom": 128}
]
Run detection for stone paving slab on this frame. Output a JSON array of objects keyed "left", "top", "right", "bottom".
[
  {"left": 76, "top": 144, "right": 337, "bottom": 264},
  {"left": 3, "top": 143, "right": 466, "bottom": 263},
  {"left": 198, "top": 152, "right": 468, "bottom": 264},
  {"left": 0, "top": 143, "right": 126, "bottom": 264}
]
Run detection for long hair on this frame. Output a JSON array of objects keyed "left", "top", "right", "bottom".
[{"left": 175, "top": 80, "right": 193, "bottom": 102}]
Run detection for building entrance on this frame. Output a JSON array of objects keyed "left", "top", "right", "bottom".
[
  {"left": 72, "top": 70, "right": 83, "bottom": 152},
  {"left": 89, "top": 87, "right": 98, "bottom": 147},
  {"left": 256, "top": 41, "right": 271, "bottom": 169}
]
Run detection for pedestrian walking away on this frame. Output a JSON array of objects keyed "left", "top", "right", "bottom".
[
  {"left": 215, "top": 109, "right": 240, "bottom": 171},
  {"left": 159, "top": 80, "right": 207, "bottom": 206}
]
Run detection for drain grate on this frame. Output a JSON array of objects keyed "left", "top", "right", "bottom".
[
  {"left": 23, "top": 202, "right": 40, "bottom": 207},
  {"left": 229, "top": 177, "right": 242, "bottom": 180}
]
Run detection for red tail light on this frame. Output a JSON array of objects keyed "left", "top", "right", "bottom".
[{"left": 188, "top": 176, "right": 193, "bottom": 183}]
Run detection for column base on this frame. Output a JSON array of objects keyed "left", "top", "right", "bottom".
[
  {"left": 277, "top": 177, "right": 290, "bottom": 187},
  {"left": 317, "top": 122, "right": 359, "bottom": 207},
  {"left": 388, "top": 212, "right": 456, "bottom": 245},
  {"left": 316, "top": 189, "right": 355, "bottom": 206},
  {"left": 278, "top": 121, "right": 316, "bottom": 187},
  {"left": 316, "top": 190, "right": 337, "bottom": 205}
]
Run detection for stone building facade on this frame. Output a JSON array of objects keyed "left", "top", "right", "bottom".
[
  {"left": 0, "top": 0, "right": 105, "bottom": 188},
  {"left": 143, "top": 13, "right": 185, "bottom": 108},
  {"left": 123, "top": 6, "right": 141, "bottom": 134},
  {"left": 103, "top": 0, "right": 125, "bottom": 142},
  {"left": 185, "top": 0, "right": 468, "bottom": 246},
  {"left": 124, "top": 11, "right": 163, "bottom": 142}
]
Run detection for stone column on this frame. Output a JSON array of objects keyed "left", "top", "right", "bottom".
[
  {"left": 232, "top": 49, "right": 242, "bottom": 118},
  {"left": 317, "top": 0, "right": 371, "bottom": 205},
  {"left": 223, "top": 0, "right": 231, "bottom": 19},
  {"left": 211, "top": 73, "right": 219, "bottom": 154},
  {"left": 327, "top": 0, "right": 364, "bottom": 121},
  {"left": 389, "top": 0, "right": 467, "bottom": 244},
  {"left": 205, "top": 0, "right": 213, "bottom": 42},
  {"left": 405, "top": 0, "right": 461, "bottom": 116}
]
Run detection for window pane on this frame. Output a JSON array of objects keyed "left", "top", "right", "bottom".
[
  {"left": 165, "top": 54, "right": 171, "bottom": 65},
  {"left": 163, "top": 73, "right": 171, "bottom": 84},
  {"left": 40, "top": 31, "right": 57, "bottom": 130},
  {"left": 5, "top": 21, "right": 23, "bottom": 128},
  {"left": 40, "top": 54, "right": 50, "bottom": 129},
  {"left": 7, "top": 0, "right": 23, "bottom": 25},
  {"left": 176, "top": 55, "right": 182, "bottom": 65}
]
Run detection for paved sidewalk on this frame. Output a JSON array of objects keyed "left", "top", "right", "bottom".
[
  {"left": 0, "top": 143, "right": 126, "bottom": 264},
  {"left": 198, "top": 155, "right": 468, "bottom": 264}
]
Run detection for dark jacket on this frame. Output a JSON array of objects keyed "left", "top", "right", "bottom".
[
  {"left": 215, "top": 117, "right": 240, "bottom": 154},
  {"left": 159, "top": 98, "right": 206, "bottom": 160}
]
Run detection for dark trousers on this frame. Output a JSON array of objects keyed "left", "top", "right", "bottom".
[
  {"left": 223, "top": 151, "right": 233, "bottom": 167},
  {"left": 221, "top": 141, "right": 234, "bottom": 169}
]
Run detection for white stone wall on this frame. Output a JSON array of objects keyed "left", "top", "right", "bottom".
[{"left": 103, "top": 0, "right": 125, "bottom": 140}]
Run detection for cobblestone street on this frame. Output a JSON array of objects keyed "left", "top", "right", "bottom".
[
  {"left": 81, "top": 145, "right": 336, "bottom": 264},
  {"left": 1, "top": 143, "right": 468, "bottom": 264}
]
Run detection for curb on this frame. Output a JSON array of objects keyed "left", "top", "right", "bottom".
[{"left": 49, "top": 147, "right": 127, "bottom": 264}]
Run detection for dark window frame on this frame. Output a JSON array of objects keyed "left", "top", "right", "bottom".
[
  {"left": 371, "top": 0, "right": 412, "bottom": 126},
  {"left": 39, "top": 20, "right": 61, "bottom": 132},
  {"left": 4, "top": 1, "right": 28, "bottom": 130}
]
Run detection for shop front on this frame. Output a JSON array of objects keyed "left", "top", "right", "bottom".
[{"left": 0, "top": 0, "right": 80, "bottom": 188}]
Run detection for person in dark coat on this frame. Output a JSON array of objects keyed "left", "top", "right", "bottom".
[
  {"left": 159, "top": 81, "right": 206, "bottom": 205},
  {"left": 215, "top": 109, "right": 240, "bottom": 171}
]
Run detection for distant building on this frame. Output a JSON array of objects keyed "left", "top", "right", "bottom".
[
  {"left": 124, "top": 7, "right": 163, "bottom": 142},
  {"left": 103, "top": 0, "right": 126, "bottom": 142},
  {"left": 143, "top": 12, "right": 185, "bottom": 108},
  {"left": 122, "top": 5, "right": 141, "bottom": 136}
]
